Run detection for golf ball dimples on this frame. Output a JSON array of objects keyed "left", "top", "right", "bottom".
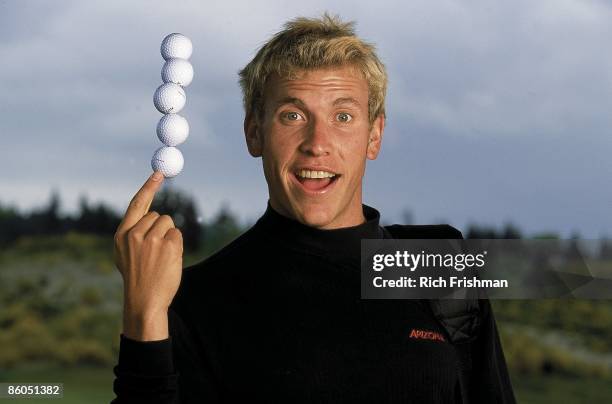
[
  {"left": 153, "top": 83, "right": 186, "bottom": 114},
  {"left": 160, "top": 33, "right": 193, "bottom": 60},
  {"left": 161, "top": 58, "right": 194, "bottom": 87},
  {"left": 157, "top": 114, "right": 189, "bottom": 146},
  {"left": 151, "top": 146, "right": 184, "bottom": 178}
]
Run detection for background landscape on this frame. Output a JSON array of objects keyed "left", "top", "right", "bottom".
[
  {"left": 3, "top": 0, "right": 612, "bottom": 402},
  {"left": 1, "top": 189, "right": 611, "bottom": 403}
]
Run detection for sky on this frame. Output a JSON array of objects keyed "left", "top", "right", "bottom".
[{"left": 2, "top": 0, "right": 612, "bottom": 237}]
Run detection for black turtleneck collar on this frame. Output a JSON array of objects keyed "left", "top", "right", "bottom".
[{"left": 253, "top": 201, "right": 385, "bottom": 264}]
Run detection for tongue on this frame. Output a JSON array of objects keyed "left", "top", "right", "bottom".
[{"left": 301, "top": 177, "right": 332, "bottom": 191}]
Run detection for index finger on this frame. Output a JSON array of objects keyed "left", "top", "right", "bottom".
[{"left": 117, "top": 171, "right": 165, "bottom": 233}]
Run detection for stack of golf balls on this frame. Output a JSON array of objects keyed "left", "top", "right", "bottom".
[{"left": 151, "top": 33, "right": 193, "bottom": 178}]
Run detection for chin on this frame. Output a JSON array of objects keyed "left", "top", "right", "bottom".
[{"left": 293, "top": 202, "right": 337, "bottom": 229}]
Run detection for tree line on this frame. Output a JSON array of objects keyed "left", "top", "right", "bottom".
[
  {"left": 0, "top": 188, "right": 243, "bottom": 254},
  {"left": 2, "top": 189, "right": 612, "bottom": 257}
]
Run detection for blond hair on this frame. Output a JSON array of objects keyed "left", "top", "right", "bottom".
[{"left": 238, "top": 13, "right": 387, "bottom": 125}]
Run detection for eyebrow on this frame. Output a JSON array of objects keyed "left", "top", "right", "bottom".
[
  {"left": 274, "top": 97, "right": 306, "bottom": 109},
  {"left": 273, "top": 96, "right": 362, "bottom": 109},
  {"left": 332, "top": 97, "right": 361, "bottom": 107}
]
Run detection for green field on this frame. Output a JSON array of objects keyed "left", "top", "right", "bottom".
[
  {"left": 512, "top": 374, "right": 612, "bottom": 403},
  {"left": 1, "top": 365, "right": 611, "bottom": 403},
  {"left": 1, "top": 234, "right": 611, "bottom": 403},
  {"left": 0, "top": 365, "right": 114, "bottom": 404}
]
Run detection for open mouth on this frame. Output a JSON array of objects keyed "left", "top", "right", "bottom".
[{"left": 292, "top": 169, "right": 341, "bottom": 194}]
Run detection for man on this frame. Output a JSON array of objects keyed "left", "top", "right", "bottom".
[{"left": 112, "top": 14, "right": 515, "bottom": 403}]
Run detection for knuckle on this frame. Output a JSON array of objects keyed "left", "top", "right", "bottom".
[
  {"left": 129, "top": 197, "right": 143, "bottom": 210},
  {"left": 127, "top": 228, "right": 144, "bottom": 241},
  {"left": 160, "top": 214, "right": 174, "bottom": 225},
  {"left": 164, "top": 238, "right": 182, "bottom": 253},
  {"left": 148, "top": 234, "right": 162, "bottom": 245}
]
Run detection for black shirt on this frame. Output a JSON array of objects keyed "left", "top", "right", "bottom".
[{"left": 112, "top": 204, "right": 515, "bottom": 403}]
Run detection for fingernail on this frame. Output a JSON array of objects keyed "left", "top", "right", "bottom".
[{"left": 151, "top": 171, "right": 163, "bottom": 181}]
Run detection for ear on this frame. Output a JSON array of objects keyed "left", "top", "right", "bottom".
[
  {"left": 366, "top": 114, "right": 385, "bottom": 160},
  {"left": 244, "top": 111, "right": 263, "bottom": 157}
]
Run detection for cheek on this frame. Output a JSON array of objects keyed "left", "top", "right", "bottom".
[
  {"left": 273, "top": 125, "right": 302, "bottom": 149},
  {"left": 262, "top": 131, "right": 294, "bottom": 177},
  {"left": 338, "top": 136, "right": 369, "bottom": 170}
]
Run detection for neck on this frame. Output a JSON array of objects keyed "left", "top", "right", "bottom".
[
  {"left": 269, "top": 189, "right": 366, "bottom": 230},
  {"left": 255, "top": 201, "right": 384, "bottom": 266}
]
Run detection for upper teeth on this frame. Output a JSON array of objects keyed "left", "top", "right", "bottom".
[{"left": 298, "top": 170, "right": 336, "bottom": 179}]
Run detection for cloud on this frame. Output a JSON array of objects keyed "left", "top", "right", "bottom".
[{"left": 2, "top": 0, "right": 612, "bottom": 237}]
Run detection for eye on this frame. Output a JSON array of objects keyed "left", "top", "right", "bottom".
[
  {"left": 283, "top": 111, "right": 303, "bottom": 121},
  {"left": 336, "top": 112, "right": 352, "bottom": 123}
]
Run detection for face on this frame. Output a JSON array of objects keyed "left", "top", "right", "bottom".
[{"left": 244, "top": 66, "right": 384, "bottom": 229}]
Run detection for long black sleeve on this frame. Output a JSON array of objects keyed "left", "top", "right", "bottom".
[
  {"left": 111, "top": 308, "right": 221, "bottom": 403},
  {"left": 111, "top": 334, "right": 177, "bottom": 403},
  {"left": 468, "top": 299, "right": 516, "bottom": 403}
]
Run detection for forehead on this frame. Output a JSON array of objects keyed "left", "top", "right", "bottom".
[{"left": 264, "top": 66, "right": 369, "bottom": 104}]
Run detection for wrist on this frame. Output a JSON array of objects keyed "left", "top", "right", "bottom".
[{"left": 123, "top": 307, "right": 169, "bottom": 341}]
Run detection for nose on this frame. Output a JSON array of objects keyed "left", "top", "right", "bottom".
[{"left": 299, "top": 117, "right": 331, "bottom": 157}]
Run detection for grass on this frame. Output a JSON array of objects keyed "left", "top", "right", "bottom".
[
  {"left": 0, "top": 364, "right": 114, "bottom": 404},
  {"left": 1, "top": 234, "right": 611, "bottom": 403},
  {"left": 1, "top": 364, "right": 612, "bottom": 403},
  {"left": 512, "top": 373, "right": 612, "bottom": 403}
]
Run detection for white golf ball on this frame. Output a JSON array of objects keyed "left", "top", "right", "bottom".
[
  {"left": 157, "top": 114, "right": 189, "bottom": 146},
  {"left": 161, "top": 58, "right": 194, "bottom": 87},
  {"left": 151, "top": 146, "right": 184, "bottom": 178},
  {"left": 153, "top": 83, "right": 186, "bottom": 114},
  {"left": 160, "top": 33, "right": 192, "bottom": 60}
]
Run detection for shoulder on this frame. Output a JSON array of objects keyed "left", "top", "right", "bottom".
[
  {"left": 182, "top": 224, "right": 260, "bottom": 279},
  {"left": 198, "top": 226, "right": 258, "bottom": 266},
  {"left": 171, "top": 225, "right": 262, "bottom": 312},
  {"left": 172, "top": 224, "right": 261, "bottom": 303},
  {"left": 384, "top": 224, "right": 463, "bottom": 239}
]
